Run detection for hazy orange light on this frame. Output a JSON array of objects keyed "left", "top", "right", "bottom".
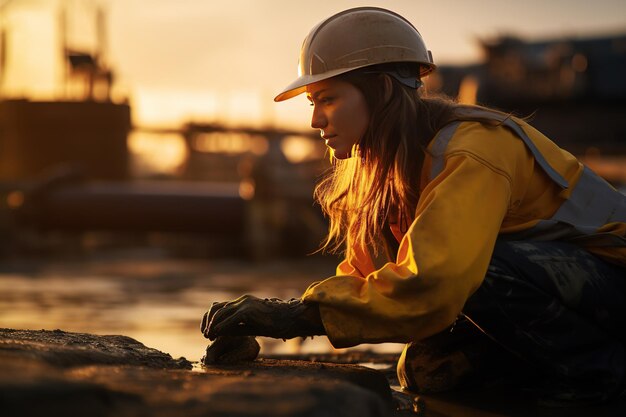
[
  {"left": 191, "top": 132, "right": 268, "bottom": 155},
  {"left": 238, "top": 179, "right": 255, "bottom": 200},
  {"left": 6, "top": 191, "right": 25, "bottom": 209},
  {"left": 280, "top": 135, "right": 324, "bottom": 164},
  {"left": 1, "top": 5, "right": 59, "bottom": 99},
  {"left": 127, "top": 131, "right": 189, "bottom": 175},
  {"left": 457, "top": 75, "right": 479, "bottom": 105}
]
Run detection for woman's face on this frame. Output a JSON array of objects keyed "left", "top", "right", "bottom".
[{"left": 306, "top": 78, "right": 369, "bottom": 159}]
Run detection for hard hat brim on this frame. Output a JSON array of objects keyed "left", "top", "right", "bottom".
[
  {"left": 274, "top": 67, "right": 358, "bottom": 102},
  {"left": 274, "top": 62, "right": 435, "bottom": 102}
]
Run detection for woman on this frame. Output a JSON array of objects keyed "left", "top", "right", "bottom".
[{"left": 202, "top": 7, "right": 626, "bottom": 405}]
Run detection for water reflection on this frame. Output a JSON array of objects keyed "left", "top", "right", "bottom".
[{"left": 0, "top": 253, "right": 404, "bottom": 362}]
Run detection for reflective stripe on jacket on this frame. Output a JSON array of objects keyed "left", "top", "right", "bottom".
[
  {"left": 302, "top": 112, "right": 626, "bottom": 348},
  {"left": 431, "top": 111, "right": 626, "bottom": 251}
]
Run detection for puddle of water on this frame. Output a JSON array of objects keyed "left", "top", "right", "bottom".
[
  {"left": 0, "top": 254, "right": 402, "bottom": 361},
  {"left": 358, "top": 362, "right": 395, "bottom": 371}
]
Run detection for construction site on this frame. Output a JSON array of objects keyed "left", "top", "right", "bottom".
[{"left": 1, "top": 1, "right": 625, "bottom": 416}]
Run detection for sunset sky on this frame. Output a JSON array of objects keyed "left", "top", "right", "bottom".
[{"left": 2, "top": 0, "right": 626, "bottom": 129}]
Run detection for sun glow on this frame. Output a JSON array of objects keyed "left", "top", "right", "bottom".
[
  {"left": 280, "top": 135, "right": 325, "bottom": 164},
  {"left": 127, "top": 131, "right": 189, "bottom": 176}
]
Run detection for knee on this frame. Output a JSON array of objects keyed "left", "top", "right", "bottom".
[{"left": 396, "top": 342, "right": 472, "bottom": 393}]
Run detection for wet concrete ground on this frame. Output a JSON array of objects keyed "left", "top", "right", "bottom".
[
  {"left": 1, "top": 250, "right": 625, "bottom": 416},
  {"left": 1, "top": 328, "right": 392, "bottom": 417}
]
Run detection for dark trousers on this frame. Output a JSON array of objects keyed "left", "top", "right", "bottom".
[{"left": 400, "top": 240, "right": 626, "bottom": 398}]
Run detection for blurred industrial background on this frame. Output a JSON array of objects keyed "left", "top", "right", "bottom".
[{"left": 0, "top": 0, "right": 625, "bottom": 360}]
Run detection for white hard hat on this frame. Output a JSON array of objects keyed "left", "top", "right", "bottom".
[{"left": 275, "top": 7, "right": 435, "bottom": 102}]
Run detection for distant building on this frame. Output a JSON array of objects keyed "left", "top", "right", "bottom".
[{"left": 431, "top": 33, "right": 626, "bottom": 154}]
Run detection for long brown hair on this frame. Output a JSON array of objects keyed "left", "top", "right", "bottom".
[{"left": 314, "top": 70, "right": 463, "bottom": 259}]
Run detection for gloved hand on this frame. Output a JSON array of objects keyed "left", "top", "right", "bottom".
[{"left": 201, "top": 294, "right": 325, "bottom": 341}]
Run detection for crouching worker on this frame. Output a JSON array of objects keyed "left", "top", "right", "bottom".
[{"left": 201, "top": 7, "right": 626, "bottom": 406}]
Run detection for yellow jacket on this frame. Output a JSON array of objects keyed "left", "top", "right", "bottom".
[{"left": 302, "top": 117, "right": 626, "bottom": 348}]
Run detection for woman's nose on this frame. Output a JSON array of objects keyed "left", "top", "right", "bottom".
[{"left": 310, "top": 106, "right": 327, "bottom": 130}]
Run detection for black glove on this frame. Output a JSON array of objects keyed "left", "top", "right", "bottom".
[{"left": 201, "top": 295, "right": 325, "bottom": 341}]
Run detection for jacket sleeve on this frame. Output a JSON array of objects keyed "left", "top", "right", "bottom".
[{"left": 302, "top": 153, "right": 512, "bottom": 348}]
